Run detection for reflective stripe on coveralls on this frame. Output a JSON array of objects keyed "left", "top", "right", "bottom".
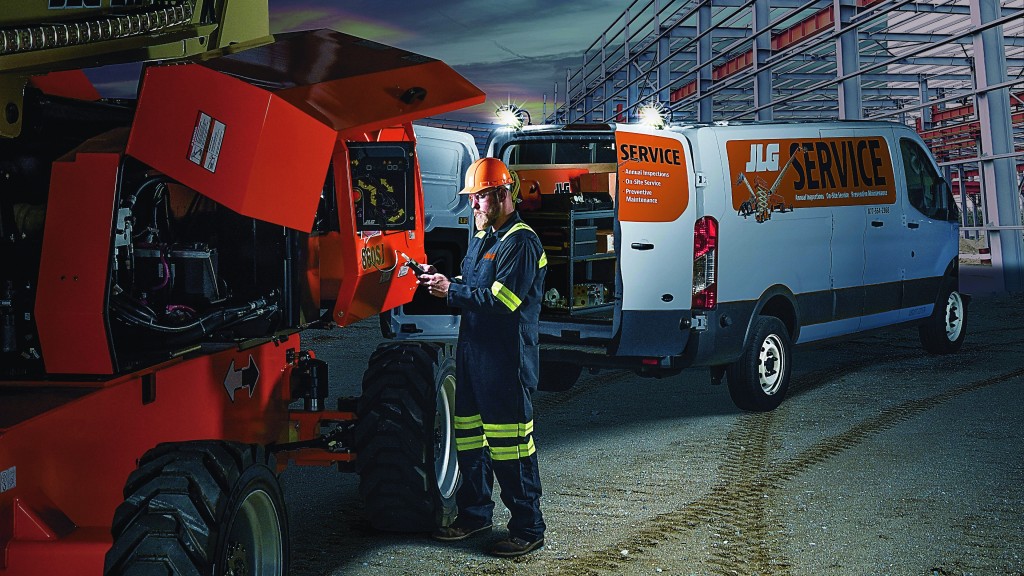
[
  {"left": 454, "top": 415, "right": 536, "bottom": 459},
  {"left": 489, "top": 223, "right": 547, "bottom": 312},
  {"left": 447, "top": 212, "right": 547, "bottom": 540}
]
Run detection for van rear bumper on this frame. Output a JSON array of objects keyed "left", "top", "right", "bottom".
[
  {"left": 539, "top": 301, "right": 756, "bottom": 378},
  {"left": 685, "top": 300, "right": 758, "bottom": 367}
]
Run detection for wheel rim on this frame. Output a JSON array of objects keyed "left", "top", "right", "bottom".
[
  {"left": 757, "top": 334, "right": 786, "bottom": 395},
  {"left": 434, "top": 374, "right": 459, "bottom": 500},
  {"left": 223, "top": 488, "right": 283, "bottom": 576},
  {"left": 944, "top": 291, "right": 964, "bottom": 342}
]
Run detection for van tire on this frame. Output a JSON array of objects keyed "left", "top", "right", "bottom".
[
  {"left": 919, "top": 281, "right": 966, "bottom": 355},
  {"left": 354, "top": 342, "right": 459, "bottom": 532},
  {"left": 726, "top": 316, "right": 792, "bottom": 412}
]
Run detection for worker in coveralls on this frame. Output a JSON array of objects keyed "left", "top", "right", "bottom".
[{"left": 417, "top": 157, "right": 547, "bottom": 557}]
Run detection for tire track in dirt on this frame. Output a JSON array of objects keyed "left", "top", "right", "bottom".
[{"left": 535, "top": 367, "right": 1024, "bottom": 576}]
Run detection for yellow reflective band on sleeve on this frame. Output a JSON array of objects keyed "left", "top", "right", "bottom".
[
  {"left": 483, "top": 421, "right": 534, "bottom": 439},
  {"left": 475, "top": 230, "right": 487, "bottom": 238},
  {"left": 454, "top": 414, "right": 483, "bottom": 430},
  {"left": 489, "top": 437, "right": 537, "bottom": 461},
  {"left": 491, "top": 281, "right": 522, "bottom": 311},
  {"left": 456, "top": 435, "right": 487, "bottom": 452},
  {"left": 500, "top": 222, "right": 545, "bottom": 268}
]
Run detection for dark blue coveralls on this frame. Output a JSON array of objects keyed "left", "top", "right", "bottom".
[{"left": 447, "top": 211, "right": 547, "bottom": 542}]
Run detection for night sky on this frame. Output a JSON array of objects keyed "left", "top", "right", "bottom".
[
  {"left": 267, "top": 1, "right": 625, "bottom": 123},
  {"left": 87, "top": 1, "right": 626, "bottom": 124}
]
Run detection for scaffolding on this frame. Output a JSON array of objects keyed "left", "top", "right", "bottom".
[{"left": 556, "top": 0, "right": 1024, "bottom": 291}]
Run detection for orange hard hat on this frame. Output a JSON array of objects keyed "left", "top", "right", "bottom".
[{"left": 459, "top": 158, "right": 513, "bottom": 195}]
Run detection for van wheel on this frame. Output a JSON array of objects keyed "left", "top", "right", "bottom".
[
  {"left": 354, "top": 342, "right": 459, "bottom": 532},
  {"left": 726, "top": 316, "right": 792, "bottom": 412},
  {"left": 919, "top": 282, "right": 966, "bottom": 354}
]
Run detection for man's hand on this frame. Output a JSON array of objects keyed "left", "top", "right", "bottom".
[{"left": 418, "top": 271, "right": 450, "bottom": 299}]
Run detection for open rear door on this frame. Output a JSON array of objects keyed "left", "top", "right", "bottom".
[{"left": 612, "top": 125, "right": 696, "bottom": 356}]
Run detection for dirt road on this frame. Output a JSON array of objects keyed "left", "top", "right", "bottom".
[{"left": 284, "top": 293, "right": 1024, "bottom": 576}]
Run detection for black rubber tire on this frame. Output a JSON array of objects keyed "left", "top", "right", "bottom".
[
  {"left": 726, "top": 316, "right": 792, "bottom": 412},
  {"left": 538, "top": 360, "right": 583, "bottom": 392},
  {"left": 104, "top": 441, "right": 288, "bottom": 576},
  {"left": 354, "top": 342, "right": 459, "bottom": 532},
  {"left": 919, "top": 279, "right": 967, "bottom": 355}
]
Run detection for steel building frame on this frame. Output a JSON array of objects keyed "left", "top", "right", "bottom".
[{"left": 557, "top": 0, "right": 1024, "bottom": 291}]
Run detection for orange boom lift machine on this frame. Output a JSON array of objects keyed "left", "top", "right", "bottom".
[{"left": 0, "top": 1, "right": 483, "bottom": 574}]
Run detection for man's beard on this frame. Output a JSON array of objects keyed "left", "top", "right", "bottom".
[{"left": 475, "top": 205, "right": 499, "bottom": 231}]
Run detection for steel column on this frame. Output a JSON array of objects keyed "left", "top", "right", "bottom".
[
  {"left": 697, "top": 0, "right": 713, "bottom": 122},
  {"left": 752, "top": 0, "right": 773, "bottom": 120},
  {"left": 835, "top": 0, "right": 862, "bottom": 119},
  {"left": 971, "top": 0, "right": 1024, "bottom": 291},
  {"left": 626, "top": 10, "right": 639, "bottom": 121},
  {"left": 600, "top": 34, "right": 609, "bottom": 122},
  {"left": 657, "top": 0, "right": 672, "bottom": 106},
  {"left": 918, "top": 76, "right": 932, "bottom": 130}
]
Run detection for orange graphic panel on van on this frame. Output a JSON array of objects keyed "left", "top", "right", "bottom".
[
  {"left": 615, "top": 131, "right": 689, "bottom": 222},
  {"left": 727, "top": 137, "right": 896, "bottom": 223}
]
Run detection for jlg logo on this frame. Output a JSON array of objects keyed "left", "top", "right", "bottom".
[
  {"left": 555, "top": 181, "right": 571, "bottom": 194},
  {"left": 361, "top": 245, "right": 385, "bottom": 270},
  {"left": 745, "top": 143, "right": 780, "bottom": 172}
]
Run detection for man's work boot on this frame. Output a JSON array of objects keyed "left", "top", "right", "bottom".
[
  {"left": 432, "top": 522, "right": 493, "bottom": 542},
  {"left": 488, "top": 536, "right": 545, "bottom": 557}
]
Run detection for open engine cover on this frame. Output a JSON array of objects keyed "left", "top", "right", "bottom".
[{"left": 127, "top": 29, "right": 485, "bottom": 233}]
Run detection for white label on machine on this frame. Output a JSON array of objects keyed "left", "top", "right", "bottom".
[
  {"left": 189, "top": 112, "right": 211, "bottom": 165},
  {"left": 204, "top": 120, "right": 226, "bottom": 173}
]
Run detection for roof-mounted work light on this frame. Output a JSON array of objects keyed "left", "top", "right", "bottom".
[
  {"left": 496, "top": 103, "right": 531, "bottom": 129},
  {"left": 637, "top": 102, "right": 666, "bottom": 129}
]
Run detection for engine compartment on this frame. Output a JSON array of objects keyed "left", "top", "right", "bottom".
[{"left": 0, "top": 91, "right": 303, "bottom": 377}]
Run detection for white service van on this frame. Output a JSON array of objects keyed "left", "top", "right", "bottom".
[{"left": 388, "top": 120, "right": 967, "bottom": 411}]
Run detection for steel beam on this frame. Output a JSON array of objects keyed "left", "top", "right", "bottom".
[{"left": 864, "top": 31, "right": 1024, "bottom": 46}]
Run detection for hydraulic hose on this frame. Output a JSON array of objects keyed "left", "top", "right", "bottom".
[{"left": 110, "top": 292, "right": 279, "bottom": 340}]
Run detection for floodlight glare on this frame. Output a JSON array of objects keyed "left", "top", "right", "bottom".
[
  {"left": 496, "top": 103, "right": 531, "bottom": 129},
  {"left": 638, "top": 103, "right": 665, "bottom": 128}
]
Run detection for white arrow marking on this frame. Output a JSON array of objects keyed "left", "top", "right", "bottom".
[{"left": 223, "top": 354, "right": 260, "bottom": 402}]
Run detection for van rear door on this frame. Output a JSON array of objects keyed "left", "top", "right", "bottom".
[
  {"left": 612, "top": 125, "right": 695, "bottom": 356},
  {"left": 381, "top": 125, "right": 478, "bottom": 340}
]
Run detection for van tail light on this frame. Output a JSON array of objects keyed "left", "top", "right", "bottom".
[{"left": 692, "top": 216, "right": 718, "bottom": 309}]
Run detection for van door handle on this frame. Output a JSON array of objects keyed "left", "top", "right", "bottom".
[
  {"left": 871, "top": 220, "right": 884, "bottom": 227},
  {"left": 907, "top": 222, "right": 920, "bottom": 229},
  {"left": 630, "top": 242, "right": 655, "bottom": 251}
]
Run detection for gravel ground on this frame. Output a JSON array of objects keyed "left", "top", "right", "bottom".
[{"left": 282, "top": 292, "right": 1024, "bottom": 576}]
